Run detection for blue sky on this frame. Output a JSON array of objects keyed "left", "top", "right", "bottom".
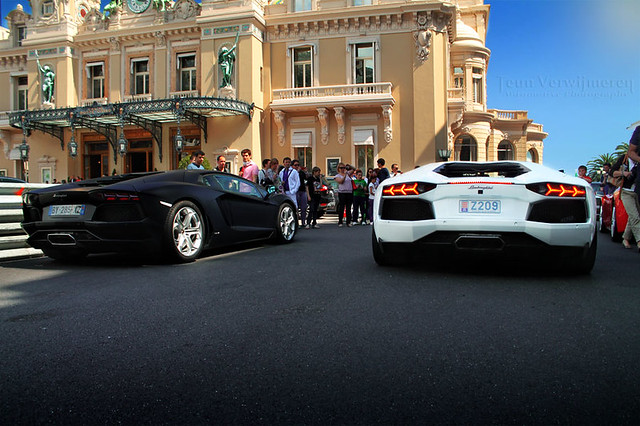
[{"left": 2, "top": 0, "right": 638, "bottom": 174}]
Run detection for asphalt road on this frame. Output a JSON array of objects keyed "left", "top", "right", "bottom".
[{"left": 1, "top": 217, "right": 639, "bottom": 425}]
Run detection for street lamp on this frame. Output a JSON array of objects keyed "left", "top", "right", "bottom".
[
  {"left": 118, "top": 107, "right": 127, "bottom": 157},
  {"left": 68, "top": 133, "right": 78, "bottom": 158},
  {"left": 19, "top": 137, "right": 30, "bottom": 161},
  {"left": 438, "top": 149, "right": 452, "bottom": 161},
  {"left": 174, "top": 101, "right": 183, "bottom": 153}
]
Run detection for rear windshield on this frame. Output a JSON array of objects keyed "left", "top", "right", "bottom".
[{"left": 434, "top": 162, "right": 530, "bottom": 178}]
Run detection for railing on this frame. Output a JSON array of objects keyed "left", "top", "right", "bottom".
[
  {"left": 447, "top": 87, "right": 463, "bottom": 99},
  {"left": 0, "top": 110, "right": 10, "bottom": 126},
  {"left": 80, "top": 98, "right": 109, "bottom": 107},
  {"left": 123, "top": 94, "right": 153, "bottom": 102},
  {"left": 273, "top": 82, "right": 393, "bottom": 101},
  {"left": 170, "top": 90, "right": 200, "bottom": 99},
  {"left": 488, "top": 109, "right": 529, "bottom": 120}
]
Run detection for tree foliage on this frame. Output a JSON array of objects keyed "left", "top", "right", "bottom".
[{"left": 587, "top": 142, "right": 630, "bottom": 180}]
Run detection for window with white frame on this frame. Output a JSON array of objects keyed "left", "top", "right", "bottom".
[
  {"left": 14, "top": 76, "right": 28, "bottom": 111},
  {"left": 353, "top": 128, "right": 375, "bottom": 171},
  {"left": 131, "top": 58, "right": 150, "bottom": 95},
  {"left": 177, "top": 53, "right": 197, "bottom": 92},
  {"left": 41, "top": 1, "right": 54, "bottom": 16},
  {"left": 291, "top": 130, "right": 313, "bottom": 169},
  {"left": 472, "top": 67, "right": 483, "bottom": 104},
  {"left": 353, "top": 42, "right": 375, "bottom": 84},
  {"left": 453, "top": 66, "right": 464, "bottom": 89},
  {"left": 86, "top": 62, "right": 105, "bottom": 99},
  {"left": 293, "top": 0, "right": 312, "bottom": 12},
  {"left": 293, "top": 47, "right": 313, "bottom": 88}
]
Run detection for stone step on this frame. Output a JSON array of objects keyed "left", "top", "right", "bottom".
[
  {"left": 0, "top": 234, "right": 30, "bottom": 251},
  {"left": 0, "top": 247, "right": 43, "bottom": 262},
  {"left": 0, "top": 222, "right": 25, "bottom": 236},
  {"left": 0, "top": 209, "right": 24, "bottom": 223}
]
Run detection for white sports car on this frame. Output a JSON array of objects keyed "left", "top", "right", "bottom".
[{"left": 372, "top": 161, "right": 598, "bottom": 273}]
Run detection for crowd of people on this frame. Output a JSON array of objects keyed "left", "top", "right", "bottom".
[
  {"left": 608, "top": 126, "right": 640, "bottom": 252},
  {"left": 186, "top": 150, "right": 403, "bottom": 229}
]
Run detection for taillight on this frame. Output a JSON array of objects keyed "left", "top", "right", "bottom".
[
  {"left": 381, "top": 182, "right": 436, "bottom": 196},
  {"left": 91, "top": 192, "right": 140, "bottom": 202},
  {"left": 526, "top": 183, "right": 586, "bottom": 197}
]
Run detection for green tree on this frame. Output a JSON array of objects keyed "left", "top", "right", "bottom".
[
  {"left": 178, "top": 153, "right": 212, "bottom": 170},
  {"left": 614, "top": 142, "right": 629, "bottom": 158},
  {"left": 587, "top": 153, "right": 617, "bottom": 180}
]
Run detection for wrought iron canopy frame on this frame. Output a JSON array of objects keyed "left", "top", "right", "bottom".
[{"left": 9, "top": 97, "right": 254, "bottom": 164}]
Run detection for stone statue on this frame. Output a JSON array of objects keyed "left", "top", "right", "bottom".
[
  {"left": 103, "top": 0, "right": 122, "bottom": 20},
  {"left": 218, "top": 32, "right": 239, "bottom": 88},
  {"left": 35, "top": 52, "right": 55, "bottom": 104}
]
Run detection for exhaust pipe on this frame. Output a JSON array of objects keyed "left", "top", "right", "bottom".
[
  {"left": 455, "top": 234, "right": 505, "bottom": 251},
  {"left": 47, "top": 233, "right": 77, "bottom": 246}
]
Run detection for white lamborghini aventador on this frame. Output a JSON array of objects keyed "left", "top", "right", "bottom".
[{"left": 371, "top": 161, "right": 597, "bottom": 274}]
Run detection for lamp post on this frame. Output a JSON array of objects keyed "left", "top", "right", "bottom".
[
  {"left": 118, "top": 107, "right": 127, "bottom": 157},
  {"left": 438, "top": 149, "right": 452, "bottom": 162},
  {"left": 174, "top": 101, "right": 184, "bottom": 154},
  {"left": 68, "top": 112, "right": 78, "bottom": 158},
  {"left": 20, "top": 115, "right": 30, "bottom": 182}
]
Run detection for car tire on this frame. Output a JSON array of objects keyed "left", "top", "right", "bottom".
[
  {"left": 43, "top": 248, "right": 87, "bottom": 262},
  {"left": 573, "top": 232, "right": 597, "bottom": 275},
  {"left": 163, "top": 200, "right": 204, "bottom": 263},
  {"left": 610, "top": 205, "right": 623, "bottom": 242},
  {"left": 372, "top": 228, "right": 404, "bottom": 266},
  {"left": 274, "top": 202, "right": 297, "bottom": 243}
]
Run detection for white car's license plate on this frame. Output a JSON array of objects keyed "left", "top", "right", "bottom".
[
  {"left": 459, "top": 200, "right": 501, "bottom": 214},
  {"left": 49, "top": 205, "right": 86, "bottom": 216}
]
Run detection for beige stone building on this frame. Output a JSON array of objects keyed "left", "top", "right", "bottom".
[{"left": 0, "top": 0, "right": 546, "bottom": 182}]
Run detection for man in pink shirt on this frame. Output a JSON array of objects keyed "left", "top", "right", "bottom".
[{"left": 240, "top": 148, "right": 259, "bottom": 183}]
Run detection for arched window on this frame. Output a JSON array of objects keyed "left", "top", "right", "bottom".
[
  {"left": 527, "top": 148, "right": 539, "bottom": 163},
  {"left": 454, "top": 135, "right": 477, "bottom": 161},
  {"left": 497, "top": 140, "right": 514, "bottom": 161}
]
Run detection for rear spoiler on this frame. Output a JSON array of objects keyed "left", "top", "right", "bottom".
[{"left": 434, "top": 162, "right": 531, "bottom": 178}]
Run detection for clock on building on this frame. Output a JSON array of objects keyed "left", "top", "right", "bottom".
[{"left": 127, "top": 0, "right": 152, "bottom": 14}]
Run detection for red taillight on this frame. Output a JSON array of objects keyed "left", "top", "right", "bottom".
[
  {"left": 526, "top": 182, "right": 587, "bottom": 197},
  {"left": 95, "top": 192, "right": 140, "bottom": 201},
  {"left": 381, "top": 182, "right": 436, "bottom": 196},
  {"left": 544, "top": 183, "right": 585, "bottom": 197}
]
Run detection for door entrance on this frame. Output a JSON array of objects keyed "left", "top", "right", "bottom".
[
  {"left": 125, "top": 139, "right": 153, "bottom": 173},
  {"left": 84, "top": 141, "right": 109, "bottom": 179}
]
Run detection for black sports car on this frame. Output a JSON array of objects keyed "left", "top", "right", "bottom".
[{"left": 21, "top": 170, "right": 298, "bottom": 262}]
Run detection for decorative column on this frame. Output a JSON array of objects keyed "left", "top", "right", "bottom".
[
  {"left": 382, "top": 105, "right": 393, "bottom": 143},
  {"left": 333, "top": 107, "right": 345, "bottom": 144},
  {"left": 273, "top": 110, "right": 286, "bottom": 147},
  {"left": 317, "top": 108, "right": 328, "bottom": 145}
]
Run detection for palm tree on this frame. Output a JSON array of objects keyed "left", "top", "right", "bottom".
[
  {"left": 587, "top": 153, "right": 617, "bottom": 180},
  {"left": 614, "top": 142, "right": 629, "bottom": 158}
]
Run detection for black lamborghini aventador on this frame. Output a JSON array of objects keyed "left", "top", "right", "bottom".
[{"left": 21, "top": 170, "right": 298, "bottom": 262}]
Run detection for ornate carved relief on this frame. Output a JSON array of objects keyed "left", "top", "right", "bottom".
[
  {"left": 382, "top": 105, "right": 393, "bottom": 143},
  {"left": 155, "top": 31, "right": 166, "bottom": 47},
  {"left": 108, "top": 36, "right": 121, "bottom": 51},
  {"left": 273, "top": 111, "right": 286, "bottom": 147},
  {"left": 80, "top": 8, "right": 106, "bottom": 32},
  {"left": 171, "top": 0, "right": 201, "bottom": 20},
  {"left": 317, "top": 108, "right": 328, "bottom": 145},
  {"left": 333, "top": 107, "right": 345, "bottom": 145},
  {"left": 413, "top": 11, "right": 450, "bottom": 64}
]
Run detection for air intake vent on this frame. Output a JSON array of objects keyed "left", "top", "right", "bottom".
[
  {"left": 381, "top": 199, "right": 434, "bottom": 221},
  {"left": 528, "top": 199, "right": 587, "bottom": 223}
]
